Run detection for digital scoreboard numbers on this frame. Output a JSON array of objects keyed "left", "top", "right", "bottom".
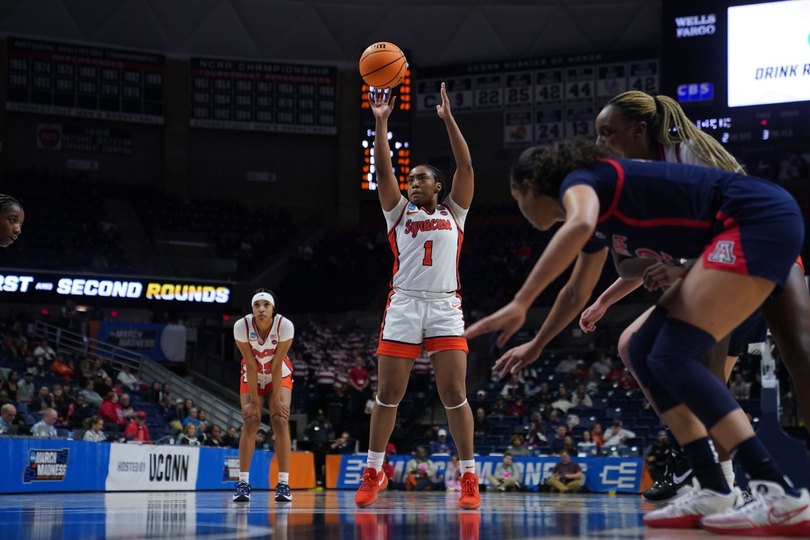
[
  {"left": 6, "top": 37, "right": 165, "bottom": 124},
  {"left": 361, "top": 68, "right": 413, "bottom": 191},
  {"left": 190, "top": 58, "right": 337, "bottom": 135},
  {"left": 416, "top": 52, "right": 658, "bottom": 148}
]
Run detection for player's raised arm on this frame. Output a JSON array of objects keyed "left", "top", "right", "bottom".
[
  {"left": 369, "top": 89, "right": 401, "bottom": 212},
  {"left": 436, "top": 82, "right": 474, "bottom": 209}
]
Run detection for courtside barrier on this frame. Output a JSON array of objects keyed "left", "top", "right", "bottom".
[{"left": 327, "top": 454, "right": 645, "bottom": 493}]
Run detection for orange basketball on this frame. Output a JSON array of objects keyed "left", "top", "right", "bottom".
[{"left": 359, "top": 42, "right": 407, "bottom": 88}]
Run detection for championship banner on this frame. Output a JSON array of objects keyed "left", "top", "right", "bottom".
[
  {"left": 189, "top": 57, "right": 337, "bottom": 134},
  {"left": 105, "top": 444, "right": 200, "bottom": 491},
  {"left": 329, "top": 454, "right": 643, "bottom": 493},
  {"left": 6, "top": 37, "right": 165, "bottom": 124},
  {"left": 90, "top": 322, "right": 187, "bottom": 362}
]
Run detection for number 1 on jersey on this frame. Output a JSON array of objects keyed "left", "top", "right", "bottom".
[{"left": 422, "top": 240, "right": 433, "bottom": 266}]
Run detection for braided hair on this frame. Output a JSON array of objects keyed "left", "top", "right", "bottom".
[
  {"left": 606, "top": 91, "right": 744, "bottom": 173},
  {"left": 0, "top": 194, "right": 22, "bottom": 214}
]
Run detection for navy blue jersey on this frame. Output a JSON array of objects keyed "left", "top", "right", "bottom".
[{"left": 562, "top": 158, "right": 798, "bottom": 265}]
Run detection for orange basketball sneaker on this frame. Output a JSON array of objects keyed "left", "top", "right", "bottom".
[
  {"left": 355, "top": 467, "right": 389, "bottom": 508},
  {"left": 459, "top": 472, "right": 481, "bottom": 509}
]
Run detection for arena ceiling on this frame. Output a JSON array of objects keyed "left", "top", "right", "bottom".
[{"left": 0, "top": 0, "right": 661, "bottom": 67}]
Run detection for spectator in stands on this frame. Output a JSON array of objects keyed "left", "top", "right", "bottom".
[
  {"left": 33, "top": 339, "right": 56, "bottom": 363},
  {"left": 123, "top": 411, "right": 151, "bottom": 443},
  {"left": 591, "top": 423, "right": 605, "bottom": 448},
  {"left": 616, "top": 370, "right": 638, "bottom": 390},
  {"left": 79, "top": 379, "right": 103, "bottom": 408},
  {"left": 305, "top": 409, "right": 334, "bottom": 487},
  {"left": 94, "top": 376, "right": 113, "bottom": 398},
  {"left": 490, "top": 396, "right": 507, "bottom": 416},
  {"left": 430, "top": 428, "right": 457, "bottom": 455},
  {"left": 6, "top": 336, "right": 26, "bottom": 359},
  {"left": 330, "top": 431, "right": 357, "bottom": 454},
  {"left": 382, "top": 454, "right": 396, "bottom": 490},
  {"left": 66, "top": 394, "right": 91, "bottom": 429},
  {"left": 182, "top": 407, "right": 201, "bottom": 429},
  {"left": 505, "top": 433, "right": 532, "bottom": 457},
  {"left": 547, "top": 451, "right": 585, "bottom": 493},
  {"left": 223, "top": 425, "right": 240, "bottom": 448},
  {"left": 546, "top": 409, "right": 568, "bottom": 434},
  {"left": 602, "top": 419, "right": 636, "bottom": 447},
  {"left": 161, "top": 383, "right": 172, "bottom": 403},
  {"left": 644, "top": 430, "right": 673, "bottom": 482},
  {"left": 472, "top": 390, "right": 490, "bottom": 415},
  {"left": 118, "top": 393, "right": 136, "bottom": 422},
  {"left": 116, "top": 365, "right": 140, "bottom": 391},
  {"left": 148, "top": 382, "right": 162, "bottom": 403},
  {"left": 570, "top": 384, "right": 593, "bottom": 408},
  {"left": 1, "top": 370, "right": 20, "bottom": 401},
  {"left": 16, "top": 372, "right": 35, "bottom": 404},
  {"left": 524, "top": 421, "right": 548, "bottom": 450},
  {"left": 30, "top": 385, "right": 54, "bottom": 413},
  {"left": 50, "top": 384, "right": 71, "bottom": 421},
  {"left": 83, "top": 416, "right": 107, "bottom": 442},
  {"left": 549, "top": 425, "right": 568, "bottom": 455},
  {"left": 98, "top": 392, "right": 126, "bottom": 433},
  {"left": 473, "top": 407, "right": 491, "bottom": 437},
  {"left": 0, "top": 403, "right": 16, "bottom": 434},
  {"left": 168, "top": 399, "right": 184, "bottom": 432},
  {"left": 561, "top": 435, "right": 577, "bottom": 456},
  {"left": 410, "top": 350, "right": 432, "bottom": 394},
  {"left": 22, "top": 355, "right": 39, "bottom": 377},
  {"left": 31, "top": 408, "right": 58, "bottom": 438},
  {"left": 507, "top": 397, "right": 531, "bottom": 419},
  {"left": 203, "top": 425, "right": 225, "bottom": 447},
  {"left": 500, "top": 374, "right": 522, "bottom": 398},
  {"left": 576, "top": 430, "right": 599, "bottom": 457},
  {"left": 551, "top": 385, "right": 573, "bottom": 413},
  {"left": 313, "top": 361, "right": 337, "bottom": 412},
  {"left": 177, "top": 423, "right": 200, "bottom": 446},
  {"left": 603, "top": 360, "right": 626, "bottom": 386},
  {"left": 444, "top": 454, "right": 461, "bottom": 491},
  {"left": 51, "top": 354, "right": 75, "bottom": 380},
  {"left": 555, "top": 353, "right": 581, "bottom": 375},
  {"left": 256, "top": 429, "right": 272, "bottom": 451},
  {"left": 535, "top": 381, "right": 553, "bottom": 404},
  {"left": 90, "top": 359, "right": 110, "bottom": 381},
  {"left": 488, "top": 453, "right": 524, "bottom": 491},
  {"left": 347, "top": 355, "right": 371, "bottom": 417},
  {"left": 730, "top": 372, "right": 751, "bottom": 401},
  {"left": 523, "top": 376, "right": 541, "bottom": 399},
  {"left": 405, "top": 446, "right": 436, "bottom": 491},
  {"left": 197, "top": 409, "right": 210, "bottom": 434}
]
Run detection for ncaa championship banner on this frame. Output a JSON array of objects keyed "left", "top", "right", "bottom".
[{"left": 329, "top": 454, "right": 644, "bottom": 493}]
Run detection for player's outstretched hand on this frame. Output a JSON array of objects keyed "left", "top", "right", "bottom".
[
  {"left": 492, "top": 341, "right": 543, "bottom": 379},
  {"left": 436, "top": 82, "right": 452, "bottom": 119},
  {"left": 642, "top": 260, "right": 682, "bottom": 291},
  {"left": 369, "top": 88, "right": 396, "bottom": 121},
  {"left": 464, "top": 300, "right": 527, "bottom": 348}
]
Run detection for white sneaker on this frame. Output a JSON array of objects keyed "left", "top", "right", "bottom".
[
  {"left": 701, "top": 480, "right": 810, "bottom": 536},
  {"left": 643, "top": 482, "right": 738, "bottom": 529}
]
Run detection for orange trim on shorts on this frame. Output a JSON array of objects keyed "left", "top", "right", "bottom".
[
  {"left": 377, "top": 340, "right": 422, "bottom": 359},
  {"left": 796, "top": 255, "right": 804, "bottom": 273},
  {"left": 424, "top": 336, "right": 468, "bottom": 354}
]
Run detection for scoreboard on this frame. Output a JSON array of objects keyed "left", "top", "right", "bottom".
[
  {"left": 5, "top": 37, "right": 165, "bottom": 125},
  {"left": 416, "top": 51, "right": 659, "bottom": 148},
  {"left": 189, "top": 58, "right": 337, "bottom": 135}
]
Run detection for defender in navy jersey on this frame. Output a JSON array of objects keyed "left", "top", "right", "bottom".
[{"left": 466, "top": 138, "right": 810, "bottom": 536}]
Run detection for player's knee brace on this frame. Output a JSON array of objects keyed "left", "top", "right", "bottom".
[
  {"left": 647, "top": 318, "right": 739, "bottom": 428},
  {"left": 375, "top": 395, "right": 399, "bottom": 408},
  {"left": 444, "top": 398, "right": 468, "bottom": 410}
]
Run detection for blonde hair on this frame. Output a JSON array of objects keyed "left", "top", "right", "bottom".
[{"left": 606, "top": 91, "right": 744, "bottom": 173}]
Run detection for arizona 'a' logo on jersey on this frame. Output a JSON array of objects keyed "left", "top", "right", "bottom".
[{"left": 708, "top": 241, "right": 736, "bottom": 264}]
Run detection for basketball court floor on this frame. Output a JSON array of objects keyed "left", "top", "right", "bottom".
[{"left": 0, "top": 489, "right": 795, "bottom": 539}]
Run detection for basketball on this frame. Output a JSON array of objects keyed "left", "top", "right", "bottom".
[{"left": 359, "top": 42, "right": 407, "bottom": 89}]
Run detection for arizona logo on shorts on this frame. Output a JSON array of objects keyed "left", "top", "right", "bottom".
[{"left": 708, "top": 241, "right": 737, "bottom": 264}]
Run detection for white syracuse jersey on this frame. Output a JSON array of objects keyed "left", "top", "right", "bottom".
[
  {"left": 383, "top": 195, "right": 468, "bottom": 295},
  {"left": 660, "top": 142, "right": 743, "bottom": 171},
  {"left": 233, "top": 313, "right": 294, "bottom": 385}
]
